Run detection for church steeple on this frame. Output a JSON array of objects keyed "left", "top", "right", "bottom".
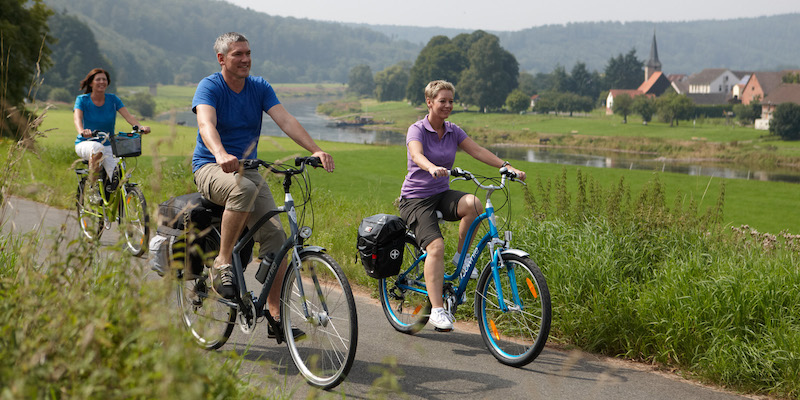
[{"left": 645, "top": 30, "right": 662, "bottom": 81}]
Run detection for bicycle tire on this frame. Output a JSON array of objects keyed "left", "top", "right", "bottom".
[
  {"left": 76, "top": 177, "right": 103, "bottom": 240},
  {"left": 475, "top": 253, "right": 551, "bottom": 367},
  {"left": 175, "top": 268, "right": 236, "bottom": 350},
  {"left": 280, "top": 251, "right": 357, "bottom": 389},
  {"left": 120, "top": 185, "right": 150, "bottom": 256},
  {"left": 378, "top": 236, "right": 431, "bottom": 334}
]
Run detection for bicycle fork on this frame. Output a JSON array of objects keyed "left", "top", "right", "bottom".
[{"left": 489, "top": 233, "right": 525, "bottom": 313}]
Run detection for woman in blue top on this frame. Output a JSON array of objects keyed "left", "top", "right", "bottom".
[
  {"left": 73, "top": 68, "right": 150, "bottom": 186},
  {"left": 398, "top": 80, "right": 526, "bottom": 331}
]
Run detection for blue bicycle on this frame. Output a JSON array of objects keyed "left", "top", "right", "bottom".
[{"left": 378, "top": 166, "right": 551, "bottom": 367}]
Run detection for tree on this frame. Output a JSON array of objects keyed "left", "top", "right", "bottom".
[
  {"left": 517, "top": 72, "right": 537, "bottom": 97},
  {"left": 374, "top": 61, "right": 410, "bottom": 102},
  {"left": 656, "top": 92, "right": 695, "bottom": 127},
  {"left": 123, "top": 92, "right": 156, "bottom": 118},
  {"left": 570, "top": 62, "right": 601, "bottom": 99},
  {"left": 733, "top": 102, "right": 761, "bottom": 126},
  {"left": 604, "top": 49, "right": 643, "bottom": 90},
  {"left": 505, "top": 89, "right": 530, "bottom": 113},
  {"left": 769, "top": 102, "right": 800, "bottom": 140},
  {"left": 1, "top": 0, "right": 53, "bottom": 138},
  {"left": 406, "top": 36, "right": 467, "bottom": 104},
  {"left": 38, "top": 11, "right": 112, "bottom": 100},
  {"left": 632, "top": 94, "right": 656, "bottom": 124},
  {"left": 550, "top": 65, "right": 573, "bottom": 93},
  {"left": 612, "top": 93, "right": 634, "bottom": 123},
  {"left": 347, "top": 64, "right": 374, "bottom": 97},
  {"left": 458, "top": 35, "right": 518, "bottom": 111}
]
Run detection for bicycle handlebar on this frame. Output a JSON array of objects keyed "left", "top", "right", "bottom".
[
  {"left": 241, "top": 156, "right": 322, "bottom": 175},
  {"left": 449, "top": 166, "right": 524, "bottom": 190},
  {"left": 90, "top": 125, "right": 143, "bottom": 140}
]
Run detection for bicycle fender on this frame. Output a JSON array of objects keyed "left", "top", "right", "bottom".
[
  {"left": 501, "top": 248, "right": 529, "bottom": 258},
  {"left": 298, "top": 245, "right": 327, "bottom": 255}
]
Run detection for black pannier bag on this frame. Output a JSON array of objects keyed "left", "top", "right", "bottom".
[
  {"left": 357, "top": 214, "right": 407, "bottom": 279},
  {"left": 149, "top": 193, "right": 221, "bottom": 277}
]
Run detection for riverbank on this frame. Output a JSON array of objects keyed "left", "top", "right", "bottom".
[{"left": 318, "top": 98, "right": 800, "bottom": 170}]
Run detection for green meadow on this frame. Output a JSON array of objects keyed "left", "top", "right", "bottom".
[{"left": 2, "top": 93, "right": 799, "bottom": 399}]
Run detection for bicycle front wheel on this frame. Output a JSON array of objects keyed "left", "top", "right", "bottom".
[
  {"left": 378, "top": 236, "right": 431, "bottom": 334},
  {"left": 76, "top": 178, "right": 103, "bottom": 240},
  {"left": 120, "top": 185, "right": 150, "bottom": 256},
  {"left": 281, "top": 251, "right": 357, "bottom": 389},
  {"left": 475, "top": 253, "right": 551, "bottom": 367},
  {"left": 175, "top": 269, "right": 236, "bottom": 351}
]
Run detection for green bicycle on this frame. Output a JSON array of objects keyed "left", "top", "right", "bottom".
[{"left": 75, "top": 128, "right": 150, "bottom": 256}]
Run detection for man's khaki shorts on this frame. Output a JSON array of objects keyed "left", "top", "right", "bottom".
[{"left": 194, "top": 163, "right": 286, "bottom": 258}]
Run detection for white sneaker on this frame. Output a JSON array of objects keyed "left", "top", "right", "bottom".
[{"left": 429, "top": 307, "right": 454, "bottom": 331}]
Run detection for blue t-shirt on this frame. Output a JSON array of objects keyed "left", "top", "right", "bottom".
[
  {"left": 191, "top": 73, "right": 281, "bottom": 172},
  {"left": 400, "top": 116, "right": 468, "bottom": 199},
  {"left": 73, "top": 93, "right": 124, "bottom": 145}
]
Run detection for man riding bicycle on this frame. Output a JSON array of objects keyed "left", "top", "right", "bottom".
[{"left": 191, "top": 32, "right": 334, "bottom": 331}]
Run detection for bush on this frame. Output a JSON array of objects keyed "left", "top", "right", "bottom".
[
  {"left": 48, "top": 87, "right": 73, "bottom": 103},
  {"left": 123, "top": 92, "right": 157, "bottom": 118},
  {"left": 769, "top": 102, "right": 800, "bottom": 140}
]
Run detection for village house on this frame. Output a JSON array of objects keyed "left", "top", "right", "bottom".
[
  {"left": 740, "top": 71, "right": 784, "bottom": 105},
  {"left": 755, "top": 83, "right": 800, "bottom": 130}
]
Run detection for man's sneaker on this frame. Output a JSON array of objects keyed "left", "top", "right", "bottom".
[
  {"left": 429, "top": 307, "right": 454, "bottom": 331},
  {"left": 268, "top": 321, "right": 306, "bottom": 340},
  {"left": 210, "top": 264, "right": 236, "bottom": 299}
]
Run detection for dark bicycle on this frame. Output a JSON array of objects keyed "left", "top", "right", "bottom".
[{"left": 170, "top": 157, "right": 358, "bottom": 389}]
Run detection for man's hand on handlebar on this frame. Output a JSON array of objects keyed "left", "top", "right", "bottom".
[
  {"left": 216, "top": 152, "right": 241, "bottom": 173},
  {"left": 311, "top": 151, "right": 335, "bottom": 173}
]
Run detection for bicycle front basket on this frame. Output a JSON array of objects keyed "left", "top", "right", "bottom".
[{"left": 111, "top": 132, "right": 142, "bottom": 157}]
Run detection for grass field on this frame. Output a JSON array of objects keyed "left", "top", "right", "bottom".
[{"left": 5, "top": 97, "right": 800, "bottom": 399}]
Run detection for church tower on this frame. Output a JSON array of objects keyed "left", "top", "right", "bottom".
[{"left": 645, "top": 30, "right": 662, "bottom": 81}]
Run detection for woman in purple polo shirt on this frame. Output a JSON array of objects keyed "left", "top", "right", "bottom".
[{"left": 398, "top": 80, "right": 526, "bottom": 331}]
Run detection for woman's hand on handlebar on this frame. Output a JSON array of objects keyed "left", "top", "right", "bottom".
[
  {"left": 311, "top": 151, "right": 334, "bottom": 172},
  {"left": 506, "top": 165, "right": 526, "bottom": 181},
  {"left": 80, "top": 129, "right": 94, "bottom": 138},
  {"left": 136, "top": 125, "right": 151, "bottom": 134},
  {"left": 428, "top": 165, "right": 448, "bottom": 178}
]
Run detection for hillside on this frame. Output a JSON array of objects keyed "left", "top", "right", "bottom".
[
  {"left": 41, "top": 0, "right": 800, "bottom": 84},
  {"left": 364, "top": 15, "right": 800, "bottom": 75}
]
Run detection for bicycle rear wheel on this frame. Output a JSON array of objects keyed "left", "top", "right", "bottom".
[
  {"left": 475, "top": 253, "right": 551, "bottom": 367},
  {"left": 378, "top": 236, "right": 431, "bottom": 334},
  {"left": 76, "top": 178, "right": 103, "bottom": 240},
  {"left": 175, "top": 269, "right": 235, "bottom": 350},
  {"left": 120, "top": 185, "right": 150, "bottom": 256},
  {"left": 281, "top": 251, "right": 357, "bottom": 389}
]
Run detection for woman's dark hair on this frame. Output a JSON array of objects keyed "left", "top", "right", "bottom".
[{"left": 79, "top": 68, "right": 111, "bottom": 94}]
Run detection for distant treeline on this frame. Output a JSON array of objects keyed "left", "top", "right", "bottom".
[{"left": 41, "top": 0, "right": 800, "bottom": 87}]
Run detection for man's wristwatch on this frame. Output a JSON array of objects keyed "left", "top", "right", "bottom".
[{"left": 500, "top": 161, "right": 510, "bottom": 168}]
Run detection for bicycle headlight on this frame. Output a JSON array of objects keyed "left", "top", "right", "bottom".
[{"left": 299, "top": 226, "right": 312, "bottom": 239}]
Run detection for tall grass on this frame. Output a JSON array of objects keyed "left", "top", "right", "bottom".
[
  {"left": 517, "top": 168, "right": 799, "bottom": 398},
  {"left": 0, "top": 102, "right": 293, "bottom": 399}
]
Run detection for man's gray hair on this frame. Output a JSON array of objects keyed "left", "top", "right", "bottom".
[{"left": 214, "top": 32, "right": 248, "bottom": 56}]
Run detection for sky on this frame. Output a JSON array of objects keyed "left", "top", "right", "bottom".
[{"left": 225, "top": 0, "right": 800, "bottom": 32}]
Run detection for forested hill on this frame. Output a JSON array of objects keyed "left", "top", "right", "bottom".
[
  {"left": 362, "top": 14, "right": 800, "bottom": 75},
  {"left": 42, "top": 0, "right": 420, "bottom": 85},
  {"left": 42, "top": 0, "right": 800, "bottom": 86}
]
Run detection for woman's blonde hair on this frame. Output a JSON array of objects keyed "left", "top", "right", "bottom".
[{"left": 424, "top": 80, "right": 455, "bottom": 101}]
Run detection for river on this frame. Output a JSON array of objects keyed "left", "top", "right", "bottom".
[{"left": 161, "top": 97, "right": 800, "bottom": 184}]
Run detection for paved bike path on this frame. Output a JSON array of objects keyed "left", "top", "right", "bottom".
[{"left": 1, "top": 196, "right": 757, "bottom": 400}]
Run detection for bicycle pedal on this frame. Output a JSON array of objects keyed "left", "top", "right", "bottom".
[{"left": 434, "top": 327, "right": 453, "bottom": 332}]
